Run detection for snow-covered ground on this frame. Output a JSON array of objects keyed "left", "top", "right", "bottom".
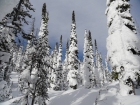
[
  {"left": 0, "top": 72, "right": 22, "bottom": 105},
  {"left": 48, "top": 87, "right": 99, "bottom": 105},
  {"left": 48, "top": 82, "right": 140, "bottom": 105},
  {"left": 0, "top": 72, "right": 140, "bottom": 105}
]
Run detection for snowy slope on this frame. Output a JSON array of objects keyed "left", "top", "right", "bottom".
[
  {"left": 48, "top": 88, "right": 99, "bottom": 105},
  {"left": 0, "top": 72, "right": 140, "bottom": 105},
  {"left": 48, "top": 86, "right": 103, "bottom": 105},
  {"left": 48, "top": 82, "right": 140, "bottom": 105}
]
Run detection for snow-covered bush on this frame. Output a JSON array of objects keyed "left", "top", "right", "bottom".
[{"left": 67, "top": 70, "right": 78, "bottom": 89}]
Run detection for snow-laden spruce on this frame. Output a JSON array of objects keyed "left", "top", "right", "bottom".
[
  {"left": 67, "top": 11, "right": 79, "bottom": 89},
  {"left": 94, "top": 39, "right": 100, "bottom": 87},
  {"left": 63, "top": 40, "right": 69, "bottom": 90},
  {"left": 88, "top": 31, "right": 96, "bottom": 86},
  {"left": 11, "top": 45, "right": 19, "bottom": 72},
  {"left": 98, "top": 53, "right": 105, "bottom": 87},
  {"left": 33, "top": 3, "right": 49, "bottom": 104},
  {"left": 95, "top": 40, "right": 106, "bottom": 87},
  {"left": 56, "top": 35, "right": 63, "bottom": 90},
  {"left": 50, "top": 36, "right": 63, "bottom": 90},
  {"left": 106, "top": 0, "right": 140, "bottom": 96},
  {"left": 104, "top": 57, "right": 111, "bottom": 83},
  {"left": 83, "top": 29, "right": 90, "bottom": 88},
  {"left": 0, "top": 0, "right": 34, "bottom": 101},
  {"left": 83, "top": 30, "right": 96, "bottom": 88},
  {"left": 51, "top": 43, "right": 59, "bottom": 90},
  {"left": 15, "top": 47, "right": 23, "bottom": 72},
  {"left": 20, "top": 3, "right": 49, "bottom": 105},
  {"left": 19, "top": 18, "right": 36, "bottom": 105}
]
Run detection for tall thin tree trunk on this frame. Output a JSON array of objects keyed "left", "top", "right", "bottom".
[
  {"left": 31, "top": 94, "right": 35, "bottom": 105},
  {"left": 31, "top": 83, "right": 37, "bottom": 105}
]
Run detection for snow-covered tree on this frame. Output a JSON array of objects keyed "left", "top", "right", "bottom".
[
  {"left": 63, "top": 40, "right": 69, "bottom": 90},
  {"left": 95, "top": 39, "right": 98, "bottom": 68},
  {"left": 52, "top": 43, "right": 58, "bottom": 58},
  {"left": 33, "top": 3, "right": 49, "bottom": 104},
  {"left": 0, "top": 0, "right": 34, "bottom": 101},
  {"left": 67, "top": 11, "right": 79, "bottom": 89},
  {"left": 79, "top": 62, "right": 84, "bottom": 85},
  {"left": 57, "top": 35, "right": 62, "bottom": 68},
  {"left": 51, "top": 43, "right": 59, "bottom": 90},
  {"left": 19, "top": 18, "right": 36, "bottom": 105},
  {"left": 104, "top": 57, "right": 112, "bottom": 83},
  {"left": 15, "top": 46, "right": 23, "bottom": 72},
  {"left": 98, "top": 53, "right": 105, "bottom": 87},
  {"left": 106, "top": 0, "right": 140, "bottom": 96},
  {"left": 48, "top": 51, "right": 54, "bottom": 88},
  {"left": 88, "top": 31, "right": 96, "bottom": 87},
  {"left": 83, "top": 29, "right": 94, "bottom": 88},
  {"left": 56, "top": 35, "right": 63, "bottom": 90},
  {"left": 20, "top": 3, "right": 49, "bottom": 105},
  {"left": 94, "top": 39, "right": 100, "bottom": 87},
  {"left": 83, "top": 30, "right": 88, "bottom": 60},
  {"left": 51, "top": 36, "right": 63, "bottom": 90},
  {"left": 94, "top": 39, "right": 107, "bottom": 87},
  {"left": 11, "top": 44, "right": 18, "bottom": 72},
  {"left": 0, "top": 0, "right": 35, "bottom": 42},
  {"left": 104, "top": 57, "right": 109, "bottom": 83}
]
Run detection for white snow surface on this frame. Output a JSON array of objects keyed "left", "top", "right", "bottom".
[
  {"left": 1, "top": 72, "right": 140, "bottom": 105},
  {"left": 48, "top": 81, "right": 140, "bottom": 105}
]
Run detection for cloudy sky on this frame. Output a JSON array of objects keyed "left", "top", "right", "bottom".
[{"left": 0, "top": 0, "right": 140, "bottom": 61}]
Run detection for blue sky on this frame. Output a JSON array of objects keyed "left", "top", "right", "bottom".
[
  {"left": 0, "top": 0, "right": 140, "bottom": 62},
  {"left": 29, "top": 0, "right": 108, "bottom": 61},
  {"left": 30, "top": 0, "right": 140, "bottom": 61}
]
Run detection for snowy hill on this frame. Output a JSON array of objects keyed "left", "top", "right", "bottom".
[
  {"left": 48, "top": 88, "right": 99, "bottom": 105},
  {"left": 1, "top": 72, "right": 140, "bottom": 105},
  {"left": 48, "top": 82, "right": 140, "bottom": 105}
]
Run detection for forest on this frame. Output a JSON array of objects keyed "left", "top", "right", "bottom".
[{"left": 0, "top": 0, "right": 140, "bottom": 105}]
